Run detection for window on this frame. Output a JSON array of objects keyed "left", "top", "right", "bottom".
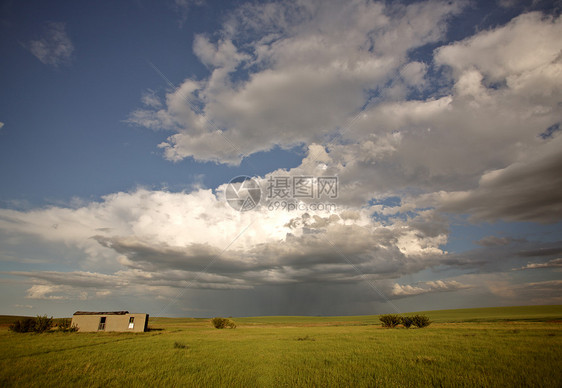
[
  {"left": 128, "top": 317, "right": 134, "bottom": 329},
  {"left": 98, "top": 317, "right": 106, "bottom": 331}
]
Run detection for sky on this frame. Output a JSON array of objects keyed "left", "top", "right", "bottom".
[{"left": 0, "top": 0, "right": 561, "bottom": 318}]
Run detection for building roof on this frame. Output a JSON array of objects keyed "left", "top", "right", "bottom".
[{"left": 73, "top": 311, "right": 129, "bottom": 315}]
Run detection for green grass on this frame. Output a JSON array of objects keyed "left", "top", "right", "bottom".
[
  {"left": 1, "top": 305, "right": 561, "bottom": 387},
  {"left": 149, "top": 305, "right": 562, "bottom": 327},
  {"left": 410, "top": 305, "right": 562, "bottom": 323}
]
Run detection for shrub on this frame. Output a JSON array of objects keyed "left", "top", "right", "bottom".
[
  {"left": 9, "top": 318, "right": 36, "bottom": 333},
  {"left": 296, "top": 335, "right": 315, "bottom": 341},
  {"left": 174, "top": 341, "right": 189, "bottom": 349},
  {"left": 379, "top": 314, "right": 402, "bottom": 328},
  {"left": 211, "top": 317, "right": 226, "bottom": 328},
  {"left": 401, "top": 316, "right": 413, "bottom": 328},
  {"left": 34, "top": 315, "right": 54, "bottom": 333},
  {"left": 9, "top": 315, "right": 55, "bottom": 333},
  {"left": 411, "top": 314, "right": 431, "bottom": 328},
  {"left": 57, "top": 318, "right": 78, "bottom": 332},
  {"left": 211, "top": 317, "right": 236, "bottom": 329}
]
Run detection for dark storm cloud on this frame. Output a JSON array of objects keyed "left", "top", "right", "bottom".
[
  {"left": 92, "top": 224, "right": 439, "bottom": 288},
  {"left": 442, "top": 239, "right": 562, "bottom": 273},
  {"left": 440, "top": 136, "right": 562, "bottom": 224}
]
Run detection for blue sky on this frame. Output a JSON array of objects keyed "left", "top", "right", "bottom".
[{"left": 0, "top": 0, "right": 561, "bottom": 318}]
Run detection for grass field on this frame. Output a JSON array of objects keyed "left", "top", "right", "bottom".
[{"left": 1, "top": 305, "right": 561, "bottom": 387}]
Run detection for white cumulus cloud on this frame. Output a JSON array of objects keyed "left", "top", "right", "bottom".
[
  {"left": 392, "top": 280, "right": 470, "bottom": 297},
  {"left": 129, "top": 0, "right": 464, "bottom": 165}
]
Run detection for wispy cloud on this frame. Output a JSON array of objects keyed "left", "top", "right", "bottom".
[
  {"left": 173, "top": 0, "right": 205, "bottom": 25},
  {"left": 25, "top": 22, "right": 73, "bottom": 67},
  {"left": 14, "top": 304, "right": 33, "bottom": 309},
  {"left": 392, "top": 280, "right": 470, "bottom": 297},
  {"left": 488, "top": 279, "right": 562, "bottom": 304},
  {"left": 475, "top": 236, "right": 512, "bottom": 247},
  {"left": 141, "top": 89, "right": 162, "bottom": 108},
  {"left": 26, "top": 284, "right": 70, "bottom": 300},
  {"left": 514, "top": 258, "right": 562, "bottom": 271}
]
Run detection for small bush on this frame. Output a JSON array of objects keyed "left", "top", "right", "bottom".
[
  {"left": 57, "top": 318, "right": 78, "bottom": 332},
  {"left": 296, "top": 335, "right": 315, "bottom": 341},
  {"left": 211, "top": 317, "right": 227, "bottom": 328},
  {"left": 401, "top": 316, "right": 413, "bottom": 328},
  {"left": 379, "top": 314, "right": 402, "bottom": 328},
  {"left": 411, "top": 314, "right": 431, "bottom": 328},
  {"left": 174, "top": 341, "right": 189, "bottom": 349},
  {"left": 34, "top": 315, "right": 54, "bottom": 333},
  {"left": 211, "top": 317, "right": 236, "bottom": 329},
  {"left": 9, "top": 318, "right": 36, "bottom": 333},
  {"left": 9, "top": 315, "right": 55, "bottom": 333}
]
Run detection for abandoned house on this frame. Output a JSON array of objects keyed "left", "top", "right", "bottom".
[{"left": 71, "top": 311, "right": 149, "bottom": 332}]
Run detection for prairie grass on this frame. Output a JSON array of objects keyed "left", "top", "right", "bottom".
[{"left": 1, "top": 305, "right": 560, "bottom": 387}]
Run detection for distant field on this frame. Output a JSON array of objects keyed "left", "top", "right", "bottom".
[
  {"left": 146, "top": 304, "right": 562, "bottom": 328},
  {"left": 0, "top": 315, "right": 68, "bottom": 328},
  {"left": 409, "top": 305, "right": 562, "bottom": 323},
  {"left": 0, "top": 316, "right": 29, "bottom": 326},
  {"left": 1, "top": 305, "right": 561, "bottom": 387}
]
